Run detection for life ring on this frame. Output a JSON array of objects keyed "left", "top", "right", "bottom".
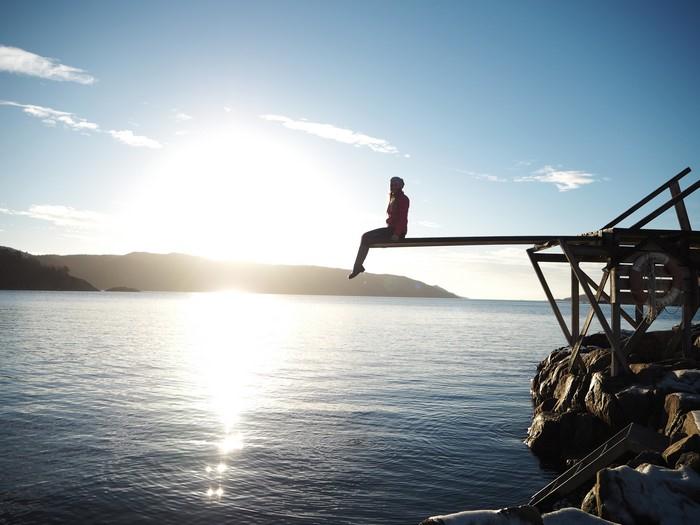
[{"left": 629, "top": 252, "right": 683, "bottom": 307}]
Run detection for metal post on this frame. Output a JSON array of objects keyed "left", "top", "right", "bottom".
[
  {"left": 571, "top": 269, "right": 580, "bottom": 343},
  {"left": 611, "top": 266, "right": 622, "bottom": 377}
]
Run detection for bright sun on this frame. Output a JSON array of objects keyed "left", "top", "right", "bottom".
[{"left": 121, "top": 124, "right": 338, "bottom": 263}]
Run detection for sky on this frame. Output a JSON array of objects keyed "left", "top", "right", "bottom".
[{"left": 1, "top": 0, "right": 699, "bottom": 299}]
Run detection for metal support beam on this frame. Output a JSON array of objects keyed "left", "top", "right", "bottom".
[
  {"left": 669, "top": 180, "right": 692, "bottom": 231},
  {"left": 561, "top": 240, "right": 629, "bottom": 375},
  {"left": 571, "top": 269, "right": 579, "bottom": 343},
  {"left": 630, "top": 178, "right": 700, "bottom": 230},
  {"left": 602, "top": 167, "right": 691, "bottom": 229},
  {"left": 527, "top": 248, "right": 572, "bottom": 344}
]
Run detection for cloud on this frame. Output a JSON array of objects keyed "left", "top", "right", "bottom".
[
  {"left": 174, "top": 112, "right": 193, "bottom": 121},
  {"left": 261, "top": 114, "right": 400, "bottom": 154},
  {"left": 1, "top": 100, "right": 162, "bottom": 149},
  {"left": 515, "top": 165, "right": 596, "bottom": 192},
  {"left": 0, "top": 100, "right": 99, "bottom": 131},
  {"left": 417, "top": 220, "right": 441, "bottom": 229},
  {"left": 108, "top": 129, "right": 162, "bottom": 149},
  {"left": 455, "top": 168, "right": 507, "bottom": 182},
  {"left": 224, "top": 106, "right": 232, "bottom": 113},
  {"left": 0, "top": 45, "right": 95, "bottom": 84},
  {"left": 1, "top": 204, "right": 106, "bottom": 229}
]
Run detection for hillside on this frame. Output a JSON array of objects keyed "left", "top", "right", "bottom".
[
  {"left": 0, "top": 247, "right": 98, "bottom": 291},
  {"left": 35, "top": 251, "right": 459, "bottom": 298}
]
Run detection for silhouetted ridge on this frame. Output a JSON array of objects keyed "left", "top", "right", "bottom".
[
  {"left": 35, "top": 251, "right": 459, "bottom": 298},
  {"left": 0, "top": 246, "right": 98, "bottom": 291}
]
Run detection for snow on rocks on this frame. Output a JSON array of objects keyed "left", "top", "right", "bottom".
[{"left": 594, "top": 464, "right": 700, "bottom": 524}]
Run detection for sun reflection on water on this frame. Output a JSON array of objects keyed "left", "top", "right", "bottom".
[{"left": 184, "top": 291, "right": 293, "bottom": 501}]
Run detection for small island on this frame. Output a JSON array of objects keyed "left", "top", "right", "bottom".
[{"left": 105, "top": 286, "right": 140, "bottom": 292}]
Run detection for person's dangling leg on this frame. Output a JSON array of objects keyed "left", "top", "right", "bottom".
[{"left": 349, "top": 227, "right": 392, "bottom": 279}]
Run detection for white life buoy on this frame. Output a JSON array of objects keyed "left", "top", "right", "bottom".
[{"left": 629, "top": 252, "right": 683, "bottom": 308}]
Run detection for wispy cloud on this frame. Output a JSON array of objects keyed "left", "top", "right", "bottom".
[
  {"left": 515, "top": 165, "right": 596, "bottom": 192},
  {"left": 417, "top": 220, "right": 441, "bottom": 229},
  {"left": 0, "top": 100, "right": 98, "bottom": 131},
  {"left": 0, "top": 45, "right": 95, "bottom": 84},
  {"left": 0, "top": 204, "right": 106, "bottom": 229},
  {"left": 108, "top": 129, "right": 162, "bottom": 149},
  {"left": 1, "top": 100, "right": 162, "bottom": 149},
  {"left": 174, "top": 111, "right": 193, "bottom": 121},
  {"left": 455, "top": 168, "right": 507, "bottom": 183},
  {"left": 261, "top": 114, "right": 400, "bottom": 155}
]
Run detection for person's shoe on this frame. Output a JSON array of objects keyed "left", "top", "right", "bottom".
[{"left": 348, "top": 265, "right": 365, "bottom": 279}]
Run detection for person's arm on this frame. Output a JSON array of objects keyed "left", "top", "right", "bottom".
[{"left": 392, "top": 195, "right": 409, "bottom": 239}]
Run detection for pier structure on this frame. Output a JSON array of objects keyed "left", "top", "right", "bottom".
[{"left": 370, "top": 167, "right": 699, "bottom": 376}]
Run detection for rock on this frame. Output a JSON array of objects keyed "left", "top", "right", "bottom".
[
  {"left": 526, "top": 411, "right": 565, "bottom": 459},
  {"left": 627, "top": 450, "right": 666, "bottom": 469},
  {"left": 584, "top": 373, "right": 626, "bottom": 428},
  {"left": 614, "top": 385, "right": 656, "bottom": 426},
  {"left": 526, "top": 410, "right": 609, "bottom": 463},
  {"left": 683, "top": 410, "right": 700, "bottom": 436},
  {"left": 675, "top": 452, "right": 700, "bottom": 472},
  {"left": 663, "top": 393, "right": 700, "bottom": 436},
  {"left": 657, "top": 369, "right": 700, "bottom": 395},
  {"left": 420, "top": 505, "right": 542, "bottom": 525},
  {"left": 580, "top": 487, "right": 597, "bottom": 514},
  {"left": 553, "top": 373, "right": 590, "bottom": 413},
  {"left": 630, "top": 358, "right": 700, "bottom": 385},
  {"left": 582, "top": 333, "right": 610, "bottom": 348},
  {"left": 662, "top": 434, "right": 700, "bottom": 466},
  {"left": 542, "top": 507, "right": 616, "bottom": 524},
  {"left": 581, "top": 348, "right": 610, "bottom": 374},
  {"left": 531, "top": 348, "right": 571, "bottom": 408},
  {"left": 594, "top": 464, "right": 700, "bottom": 524}
]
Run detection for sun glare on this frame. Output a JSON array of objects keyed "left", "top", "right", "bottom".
[{"left": 122, "top": 124, "right": 339, "bottom": 263}]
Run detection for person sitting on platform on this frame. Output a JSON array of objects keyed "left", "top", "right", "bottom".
[{"left": 348, "top": 176, "right": 410, "bottom": 279}]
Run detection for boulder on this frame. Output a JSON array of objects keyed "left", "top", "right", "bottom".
[
  {"left": 541, "top": 508, "right": 616, "bottom": 524},
  {"left": 420, "top": 505, "right": 542, "bottom": 525},
  {"left": 683, "top": 410, "right": 700, "bottom": 437},
  {"left": 581, "top": 348, "right": 610, "bottom": 374},
  {"left": 585, "top": 373, "right": 626, "bottom": 428},
  {"left": 553, "top": 372, "right": 590, "bottom": 413},
  {"left": 657, "top": 369, "right": 700, "bottom": 395},
  {"left": 594, "top": 464, "right": 700, "bottom": 524},
  {"left": 580, "top": 487, "right": 597, "bottom": 514},
  {"left": 531, "top": 348, "right": 571, "bottom": 407},
  {"left": 614, "top": 385, "right": 657, "bottom": 426},
  {"left": 675, "top": 452, "right": 700, "bottom": 472},
  {"left": 627, "top": 450, "right": 666, "bottom": 469},
  {"left": 526, "top": 410, "right": 609, "bottom": 463},
  {"left": 662, "top": 434, "right": 700, "bottom": 467},
  {"left": 663, "top": 393, "right": 700, "bottom": 436}
]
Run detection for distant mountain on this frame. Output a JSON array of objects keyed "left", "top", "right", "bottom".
[
  {"left": 34, "top": 251, "right": 460, "bottom": 298},
  {"left": 0, "top": 247, "right": 98, "bottom": 291}
]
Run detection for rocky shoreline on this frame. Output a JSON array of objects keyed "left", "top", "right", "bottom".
[{"left": 420, "top": 327, "right": 700, "bottom": 524}]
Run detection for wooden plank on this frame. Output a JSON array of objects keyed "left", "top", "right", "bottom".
[
  {"left": 561, "top": 240, "right": 629, "bottom": 375},
  {"left": 369, "top": 235, "right": 589, "bottom": 248},
  {"left": 601, "top": 167, "right": 691, "bottom": 229},
  {"left": 669, "top": 180, "right": 692, "bottom": 231},
  {"left": 527, "top": 249, "right": 572, "bottom": 344}
]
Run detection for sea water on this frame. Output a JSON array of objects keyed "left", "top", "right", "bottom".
[{"left": 0, "top": 291, "right": 688, "bottom": 524}]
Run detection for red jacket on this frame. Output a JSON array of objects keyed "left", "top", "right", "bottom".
[{"left": 386, "top": 190, "right": 409, "bottom": 237}]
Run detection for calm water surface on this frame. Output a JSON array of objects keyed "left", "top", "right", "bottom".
[{"left": 1, "top": 292, "right": 686, "bottom": 524}]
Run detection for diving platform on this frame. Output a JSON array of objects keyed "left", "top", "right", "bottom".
[{"left": 367, "top": 167, "right": 700, "bottom": 376}]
